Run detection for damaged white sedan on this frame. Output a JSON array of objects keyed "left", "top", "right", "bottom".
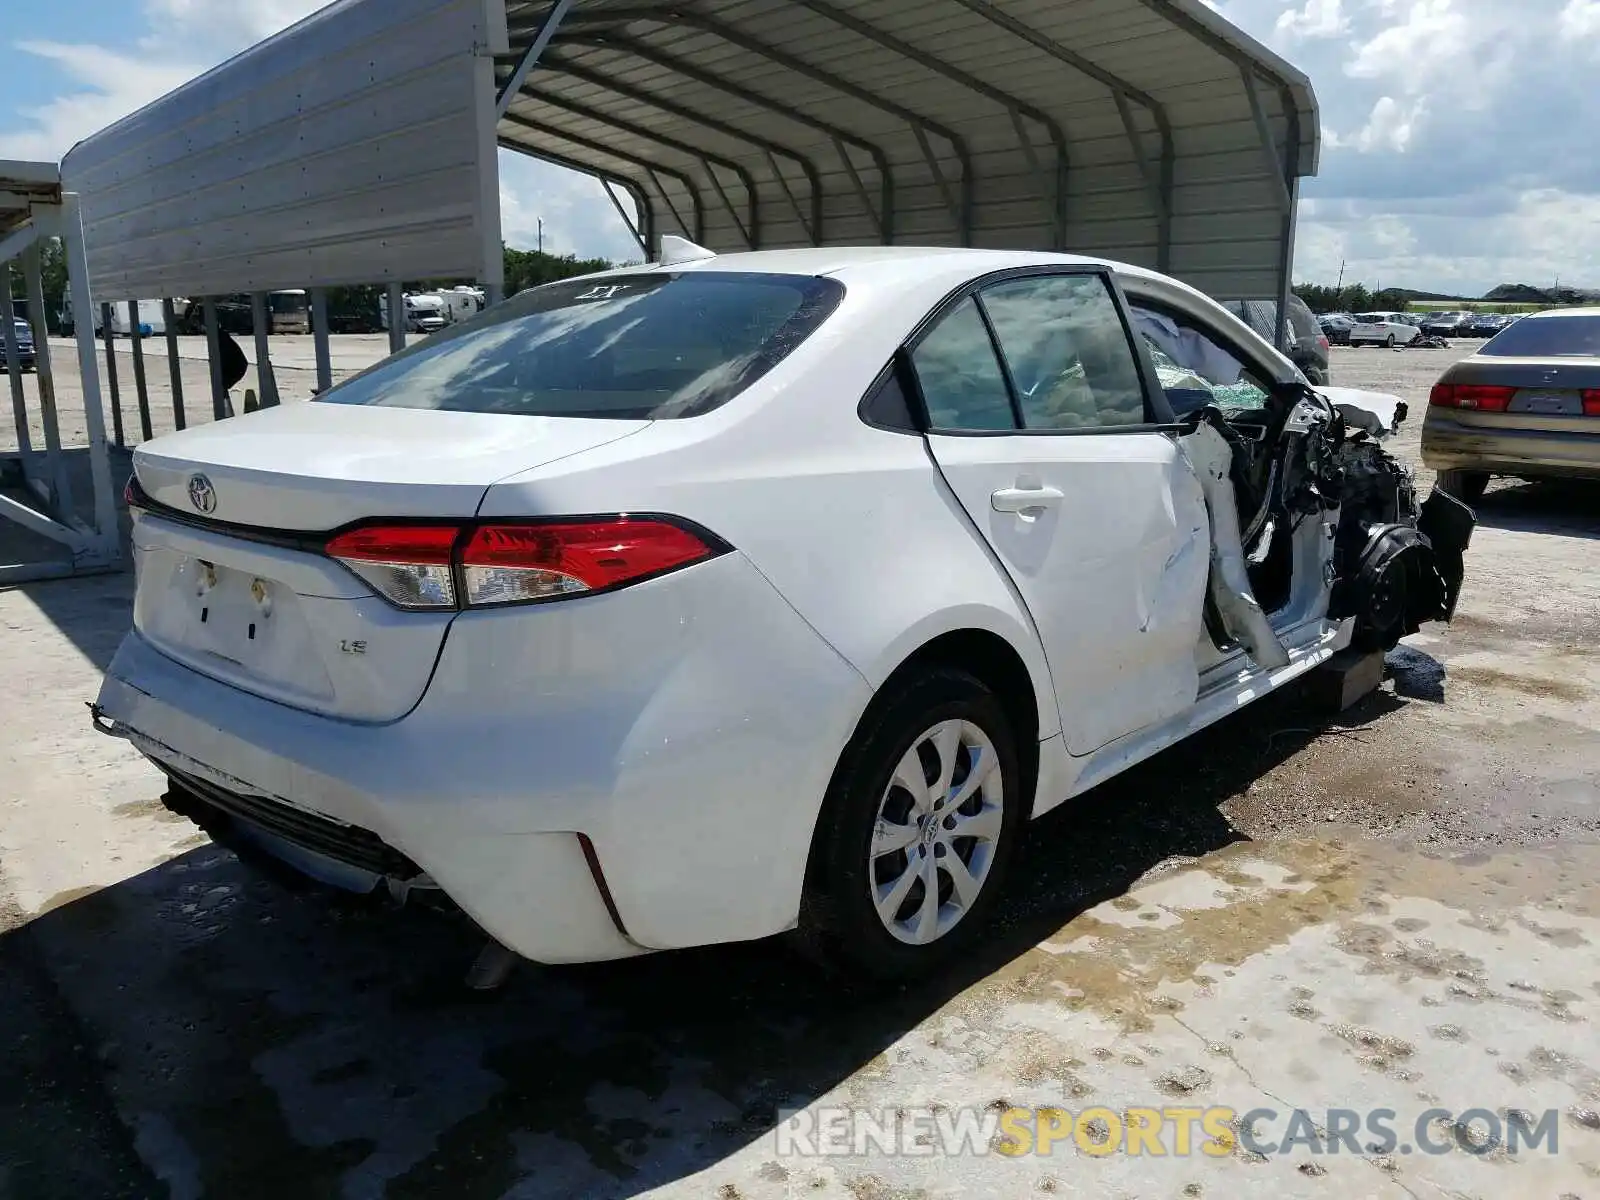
[{"left": 94, "top": 245, "right": 1474, "bottom": 981}]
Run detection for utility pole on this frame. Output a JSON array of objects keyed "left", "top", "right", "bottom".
[{"left": 538, "top": 218, "right": 544, "bottom": 255}]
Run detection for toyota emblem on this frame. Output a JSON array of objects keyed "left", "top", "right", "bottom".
[{"left": 187, "top": 473, "right": 217, "bottom": 515}]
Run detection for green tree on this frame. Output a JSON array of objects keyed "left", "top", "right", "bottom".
[{"left": 503, "top": 245, "right": 612, "bottom": 295}]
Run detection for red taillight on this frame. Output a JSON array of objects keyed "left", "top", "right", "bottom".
[
  {"left": 1584, "top": 390, "right": 1600, "bottom": 416},
  {"left": 326, "top": 524, "right": 460, "bottom": 610},
  {"left": 122, "top": 473, "right": 144, "bottom": 509},
  {"left": 324, "top": 517, "right": 722, "bottom": 610},
  {"left": 1430, "top": 384, "right": 1514, "bottom": 412},
  {"left": 459, "top": 518, "right": 719, "bottom": 606}
]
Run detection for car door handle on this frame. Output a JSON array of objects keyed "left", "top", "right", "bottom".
[{"left": 991, "top": 486, "right": 1064, "bottom": 514}]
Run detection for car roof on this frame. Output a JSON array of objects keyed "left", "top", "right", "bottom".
[
  {"left": 1522, "top": 307, "right": 1600, "bottom": 319},
  {"left": 601, "top": 244, "right": 1118, "bottom": 282}
]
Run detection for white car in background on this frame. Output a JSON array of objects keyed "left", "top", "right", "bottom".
[
  {"left": 1349, "top": 312, "right": 1422, "bottom": 348},
  {"left": 94, "top": 243, "right": 1474, "bottom": 981}
]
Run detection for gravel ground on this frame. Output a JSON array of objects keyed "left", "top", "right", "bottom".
[{"left": 1, "top": 336, "right": 1597, "bottom": 1198}]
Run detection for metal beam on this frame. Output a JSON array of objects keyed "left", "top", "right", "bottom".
[
  {"left": 126, "top": 300, "right": 152, "bottom": 440},
  {"left": 948, "top": 0, "right": 1176, "bottom": 266},
  {"left": 1137, "top": 0, "right": 1309, "bottom": 176},
  {"left": 311, "top": 288, "right": 332, "bottom": 393},
  {"left": 100, "top": 303, "right": 124, "bottom": 447},
  {"left": 500, "top": 114, "right": 707, "bottom": 242},
  {"left": 795, "top": 0, "right": 1070, "bottom": 248},
  {"left": 161, "top": 299, "right": 186, "bottom": 431},
  {"left": 557, "top": 11, "right": 974, "bottom": 241},
  {"left": 544, "top": 56, "right": 824, "bottom": 245},
  {"left": 551, "top": 34, "right": 895, "bottom": 242},
  {"left": 202, "top": 299, "right": 228, "bottom": 420},
  {"left": 516, "top": 88, "right": 759, "bottom": 248},
  {"left": 498, "top": 139, "right": 657, "bottom": 259},
  {"left": 0, "top": 274, "right": 30, "bottom": 461},
  {"left": 600, "top": 179, "right": 647, "bottom": 256},
  {"left": 60, "top": 193, "right": 117, "bottom": 552},
  {"left": 644, "top": 168, "right": 696, "bottom": 245},
  {"left": 495, "top": 0, "right": 574, "bottom": 118},
  {"left": 0, "top": 220, "right": 42, "bottom": 271},
  {"left": 1241, "top": 68, "right": 1294, "bottom": 214},
  {"left": 250, "top": 292, "right": 281, "bottom": 407},
  {"left": 386, "top": 283, "right": 406, "bottom": 355},
  {"left": 23, "top": 243, "right": 74, "bottom": 520}
]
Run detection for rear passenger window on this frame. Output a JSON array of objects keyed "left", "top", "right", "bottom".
[
  {"left": 909, "top": 297, "right": 1016, "bottom": 431},
  {"left": 979, "top": 274, "right": 1148, "bottom": 429}
]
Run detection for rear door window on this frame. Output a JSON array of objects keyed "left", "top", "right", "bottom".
[
  {"left": 318, "top": 272, "right": 844, "bottom": 419},
  {"left": 978, "top": 274, "right": 1149, "bottom": 429},
  {"left": 1481, "top": 315, "right": 1600, "bottom": 357}
]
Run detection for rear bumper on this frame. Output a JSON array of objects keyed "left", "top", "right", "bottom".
[
  {"left": 95, "top": 552, "right": 872, "bottom": 963},
  {"left": 1421, "top": 410, "right": 1600, "bottom": 479}
]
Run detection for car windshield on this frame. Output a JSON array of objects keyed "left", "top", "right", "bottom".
[
  {"left": 320, "top": 271, "right": 844, "bottom": 419},
  {"left": 1480, "top": 314, "right": 1600, "bottom": 358}
]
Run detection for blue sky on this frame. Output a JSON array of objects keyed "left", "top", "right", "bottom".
[{"left": 4, "top": 0, "right": 1596, "bottom": 293}]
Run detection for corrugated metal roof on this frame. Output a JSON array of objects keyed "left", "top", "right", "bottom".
[
  {"left": 60, "top": 0, "right": 509, "bottom": 302},
  {"left": 497, "top": 0, "right": 1319, "bottom": 298}
]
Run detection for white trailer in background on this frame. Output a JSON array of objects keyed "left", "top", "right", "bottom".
[{"left": 63, "top": 296, "right": 168, "bottom": 337}]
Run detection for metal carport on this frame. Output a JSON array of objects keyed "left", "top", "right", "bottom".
[
  {"left": 495, "top": 0, "right": 1319, "bottom": 309},
  {"left": 49, "top": 0, "right": 1318, "bottom": 450}
]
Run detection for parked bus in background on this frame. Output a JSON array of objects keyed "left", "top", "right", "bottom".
[{"left": 269, "top": 289, "right": 310, "bottom": 334}]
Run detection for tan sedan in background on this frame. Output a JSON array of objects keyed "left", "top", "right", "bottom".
[{"left": 1423, "top": 308, "right": 1600, "bottom": 501}]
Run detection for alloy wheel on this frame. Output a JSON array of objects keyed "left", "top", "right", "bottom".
[{"left": 868, "top": 719, "right": 1005, "bottom": 945}]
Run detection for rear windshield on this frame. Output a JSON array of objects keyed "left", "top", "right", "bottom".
[
  {"left": 1480, "top": 315, "right": 1600, "bottom": 358},
  {"left": 318, "top": 271, "right": 844, "bottom": 419}
]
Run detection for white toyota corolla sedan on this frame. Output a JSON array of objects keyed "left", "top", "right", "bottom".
[{"left": 95, "top": 244, "right": 1474, "bottom": 980}]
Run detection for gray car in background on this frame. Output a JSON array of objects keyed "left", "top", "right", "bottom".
[
  {"left": 6, "top": 317, "right": 35, "bottom": 371},
  {"left": 1423, "top": 308, "right": 1600, "bottom": 500},
  {"left": 1221, "top": 296, "right": 1331, "bottom": 385}
]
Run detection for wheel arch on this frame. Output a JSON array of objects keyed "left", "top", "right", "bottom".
[{"left": 807, "top": 625, "right": 1047, "bottom": 893}]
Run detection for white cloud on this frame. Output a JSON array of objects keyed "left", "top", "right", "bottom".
[
  {"left": 1276, "top": 0, "right": 1350, "bottom": 41},
  {"left": 1562, "top": 0, "right": 1600, "bottom": 39},
  {"left": 0, "top": 0, "right": 325, "bottom": 160},
  {"left": 0, "top": 41, "right": 195, "bottom": 160},
  {"left": 1341, "top": 95, "right": 1428, "bottom": 154}
]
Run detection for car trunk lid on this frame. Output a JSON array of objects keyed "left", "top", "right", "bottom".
[{"left": 129, "top": 404, "right": 649, "bottom": 720}]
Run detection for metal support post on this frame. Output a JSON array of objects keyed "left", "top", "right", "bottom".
[
  {"left": 310, "top": 288, "right": 332, "bottom": 394},
  {"left": 126, "top": 300, "right": 152, "bottom": 440},
  {"left": 0, "top": 272, "right": 31, "bottom": 460},
  {"left": 61, "top": 193, "right": 117, "bottom": 550},
  {"left": 23, "top": 243, "right": 74, "bottom": 519},
  {"left": 249, "top": 292, "right": 280, "bottom": 407},
  {"left": 387, "top": 283, "right": 406, "bottom": 355},
  {"left": 202, "top": 299, "right": 228, "bottom": 420},
  {"left": 161, "top": 299, "right": 186, "bottom": 430},
  {"left": 99, "top": 303, "right": 124, "bottom": 446}
]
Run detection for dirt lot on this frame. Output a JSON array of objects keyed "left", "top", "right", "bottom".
[{"left": 1, "top": 339, "right": 1597, "bottom": 1198}]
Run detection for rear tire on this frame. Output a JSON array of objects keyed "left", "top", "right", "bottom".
[
  {"left": 1437, "top": 470, "right": 1490, "bottom": 503},
  {"left": 794, "top": 668, "right": 1024, "bottom": 983},
  {"left": 1385, "top": 334, "right": 1397, "bottom": 348}
]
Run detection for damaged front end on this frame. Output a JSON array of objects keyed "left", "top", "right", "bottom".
[
  {"left": 1186, "top": 383, "right": 1474, "bottom": 660},
  {"left": 1330, "top": 433, "right": 1475, "bottom": 649}
]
